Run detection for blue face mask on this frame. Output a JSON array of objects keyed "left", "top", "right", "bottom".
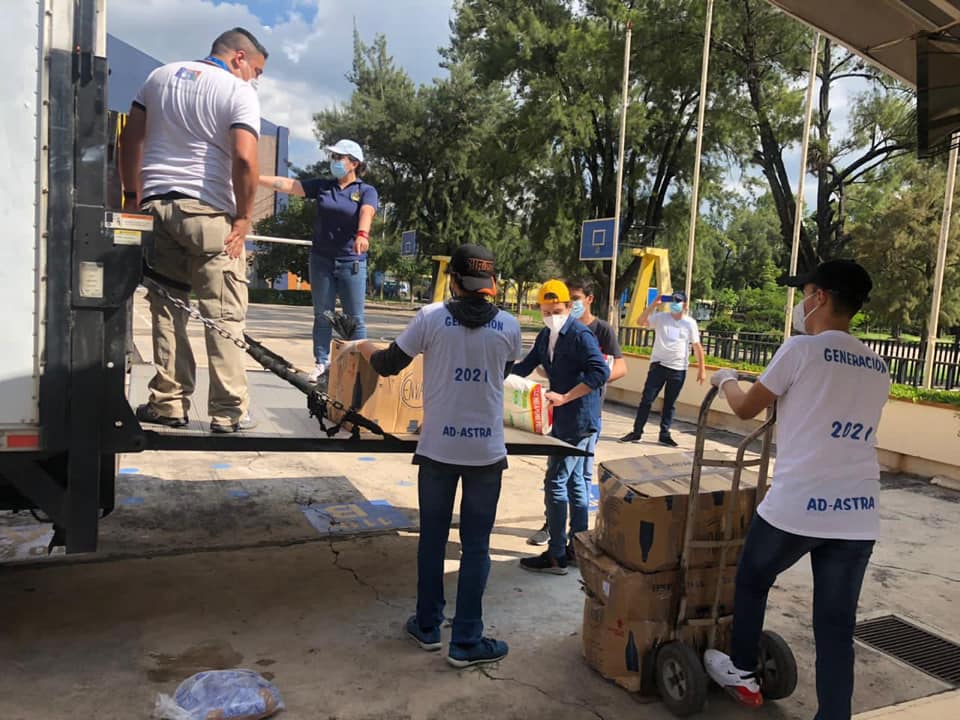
[
  {"left": 670, "top": 302, "right": 684, "bottom": 314},
  {"left": 330, "top": 160, "right": 348, "bottom": 179},
  {"left": 570, "top": 299, "right": 585, "bottom": 319}
]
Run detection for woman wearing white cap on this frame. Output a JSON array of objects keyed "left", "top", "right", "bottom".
[{"left": 260, "top": 139, "right": 379, "bottom": 381}]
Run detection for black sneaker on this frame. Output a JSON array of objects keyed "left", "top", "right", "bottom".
[
  {"left": 619, "top": 431, "right": 642, "bottom": 443},
  {"left": 659, "top": 434, "right": 679, "bottom": 447},
  {"left": 135, "top": 404, "right": 187, "bottom": 428},
  {"left": 527, "top": 522, "right": 550, "bottom": 546},
  {"left": 520, "top": 551, "right": 568, "bottom": 575}
]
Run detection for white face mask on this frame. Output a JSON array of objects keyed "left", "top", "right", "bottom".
[
  {"left": 791, "top": 293, "right": 820, "bottom": 334},
  {"left": 248, "top": 77, "right": 260, "bottom": 93},
  {"left": 543, "top": 313, "right": 568, "bottom": 333}
]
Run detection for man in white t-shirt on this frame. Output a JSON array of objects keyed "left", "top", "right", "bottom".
[
  {"left": 351, "top": 244, "right": 522, "bottom": 669},
  {"left": 703, "top": 260, "right": 889, "bottom": 717},
  {"left": 120, "top": 28, "right": 266, "bottom": 433},
  {"left": 619, "top": 291, "right": 706, "bottom": 446}
]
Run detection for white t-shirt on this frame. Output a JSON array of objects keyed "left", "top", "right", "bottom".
[
  {"left": 134, "top": 61, "right": 261, "bottom": 216},
  {"left": 758, "top": 331, "right": 890, "bottom": 540},
  {"left": 649, "top": 313, "right": 701, "bottom": 370},
  {"left": 395, "top": 302, "right": 523, "bottom": 466}
]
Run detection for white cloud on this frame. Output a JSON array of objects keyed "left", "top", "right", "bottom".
[{"left": 107, "top": 0, "right": 454, "bottom": 165}]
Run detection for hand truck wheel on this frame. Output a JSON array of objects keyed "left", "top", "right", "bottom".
[
  {"left": 759, "top": 630, "right": 798, "bottom": 700},
  {"left": 655, "top": 641, "right": 708, "bottom": 717}
]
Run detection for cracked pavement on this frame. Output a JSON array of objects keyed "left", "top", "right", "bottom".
[{"left": 0, "top": 300, "right": 955, "bottom": 719}]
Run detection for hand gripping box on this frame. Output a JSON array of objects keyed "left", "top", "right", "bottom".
[{"left": 327, "top": 339, "right": 424, "bottom": 434}]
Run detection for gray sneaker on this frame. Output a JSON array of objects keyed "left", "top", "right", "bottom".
[
  {"left": 527, "top": 523, "right": 549, "bottom": 546},
  {"left": 210, "top": 413, "right": 258, "bottom": 434}
]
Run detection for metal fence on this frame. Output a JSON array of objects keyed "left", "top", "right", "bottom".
[{"left": 618, "top": 327, "right": 960, "bottom": 391}]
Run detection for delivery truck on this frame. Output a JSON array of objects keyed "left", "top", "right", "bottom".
[{"left": 0, "top": 0, "right": 578, "bottom": 555}]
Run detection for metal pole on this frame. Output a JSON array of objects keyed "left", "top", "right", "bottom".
[
  {"left": 783, "top": 33, "right": 821, "bottom": 339},
  {"left": 684, "top": 0, "right": 714, "bottom": 304},
  {"left": 923, "top": 136, "right": 958, "bottom": 388},
  {"left": 608, "top": 20, "right": 632, "bottom": 328}
]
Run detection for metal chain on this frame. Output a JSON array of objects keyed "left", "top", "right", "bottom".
[
  {"left": 141, "top": 276, "right": 360, "bottom": 424},
  {"left": 143, "top": 277, "right": 249, "bottom": 351}
]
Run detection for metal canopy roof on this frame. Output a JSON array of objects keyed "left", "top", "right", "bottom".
[{"left": 765, "top": 0, "right": 960, "bottom": 88}]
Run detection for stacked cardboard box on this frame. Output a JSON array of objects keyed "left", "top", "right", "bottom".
[
  {"left": 578, "top": 453, "right": 756, "bottom": 694},
  {"left": 326, "top": 339, "right": 424, "bottom": 434}
]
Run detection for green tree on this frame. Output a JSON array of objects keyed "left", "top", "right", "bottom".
[
  {"left": 253, "top": 197, "right": 312, "bottom": 284},
  {"left": 849, "top": 156, "right": 960, "bottom": 338},
  {"left": 450, "top": 0, "right": 754, "bottom": 305},
  {"left": 716, "top": 0, "right": 914, "bottom": 271}
]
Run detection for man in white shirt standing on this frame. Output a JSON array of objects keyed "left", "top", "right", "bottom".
[
  {"left": 619, "top": 291, "right": 706, "bottom": 446},
  {"left": 704, "top": 260, "right": 889, "bottom": 717},
  {"left": 120, "top": 28, "right": 266, "bottom": 433}
]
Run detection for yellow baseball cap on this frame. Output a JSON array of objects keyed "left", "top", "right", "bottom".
[{"left": 538, "top": 279, "right": 571, "bottom": 304}]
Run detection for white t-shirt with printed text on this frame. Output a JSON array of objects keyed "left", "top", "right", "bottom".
[
  {"left": 395, "top": 303, "right": 523, "bottom": 466},
  {"left": 758, "top": 331, "right": 890, "bottom": 540},
  {"left": 135, "top": 61, "right": 261, "bottom": 215},
  {"left": 649, "top": 312, "right": 701, "bottom": 370}
]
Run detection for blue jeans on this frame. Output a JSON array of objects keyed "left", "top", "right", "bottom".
[
  {"left": 544, "top": 435, "right": 592, "bottom": 559},
  {"left": 731, "top": 516, "right": 874, "bottom": 720},
  {"left": 632, "top": 361, "right": 685, "bottom": 436},
  {"left": 309, "top": 254, "right": 367, "bottom": 365},
  {"left": 416, "top": 460, "right": 503, "bottom": 647}
]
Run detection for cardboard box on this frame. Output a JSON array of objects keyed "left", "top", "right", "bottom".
[
  {"left": 326, "top": 339, "right": 424, "bottom": 434},
  {"left": 581, "top": 596, "right": 731, "bottom": 695},
  {"left": 574, "top": 531, "right": 737, "bottom": 622},
  {"left": 595, "top": 454, "right": 756, "bottom": 572}
]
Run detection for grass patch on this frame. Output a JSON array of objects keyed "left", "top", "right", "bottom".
[
  {"left": 623, "top": 345, "right": 960, "bottom": 407},
  {"left": 889, "top": 384, "right": 960, "bottom": 408}
]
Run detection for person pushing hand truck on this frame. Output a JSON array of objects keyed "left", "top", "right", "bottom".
[{"left": 703, "top": 260, "right": 889, "bottom": 718}]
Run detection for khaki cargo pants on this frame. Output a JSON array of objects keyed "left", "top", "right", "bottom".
[{"left": 143, "top": 197, "right": 249, "bottom": 425}]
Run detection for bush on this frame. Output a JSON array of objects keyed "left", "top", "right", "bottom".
[
  {"left": 889, "top": 384, "right": 960, "bottom": 408},
  {"left": 248, "top": 288, "right": 313, "bottom": 306}
]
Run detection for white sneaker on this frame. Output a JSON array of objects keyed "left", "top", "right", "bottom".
[
  {"left": 308, "top": 363, "right": 327, "bottom": 383},
  {"left": 704, "top": 649, "right": 763, "bottom": 708}
]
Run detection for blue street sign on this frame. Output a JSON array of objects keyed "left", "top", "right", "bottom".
[
  {"left": 579, "top": 218, "right": 616, "bottom": 260},
  {"left": 401, "top": 230, "right": 417, "bottom": 257}
]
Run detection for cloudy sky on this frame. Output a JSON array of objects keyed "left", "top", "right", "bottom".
[
  {"left": 108, "top": 0, "right": 855, "bottom": 207},
  {"left": 108, "top": 0, "right": 456, "bottom": 168}
]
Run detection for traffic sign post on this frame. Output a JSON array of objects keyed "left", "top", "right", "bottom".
[
  {"left": 400, "top": 230, "right": 417, "bottom": 257},
  {"left": 579, "top": 218, "right": 617, "bottom": 261}
]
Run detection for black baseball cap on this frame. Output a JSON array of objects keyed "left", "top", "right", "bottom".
[
  {"left": 778, "top": 259, "right": 873, "bottom": 303},
  {"left": 449, "top": 243, "right": 496, "bottom": 296}
]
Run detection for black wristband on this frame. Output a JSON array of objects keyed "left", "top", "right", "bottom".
[{"left": 123, "top": 191, "right": 138, "bottom": 199}]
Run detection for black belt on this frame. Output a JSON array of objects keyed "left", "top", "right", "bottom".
[{"left": 141, "top": 191, "right": 195, "bottom": 204}]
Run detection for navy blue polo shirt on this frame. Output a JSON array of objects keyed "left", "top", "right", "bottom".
[
  {"left": 300, "top": 177, "right": 379, "bottom": 260},
  {"left": 513, "top": 316, "right": 610, "bottom": 441}
]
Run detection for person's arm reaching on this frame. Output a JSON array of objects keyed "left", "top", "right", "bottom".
[
  {"left": 712, "top": 370, "right": 777, "bottom": 420},
  {"left": 226, "top": 127, "right": 259, "bottom": 259},
  {"left": 545, "top": 331, "right": 610, "bottom": 407},
  {"left": 638, "top": 298, "right": 660, "bottom": 328},
  {"left": 693, "top": 342, "right": 707, "bottom": 384},
  {"left": 355, "top": 204, "right": 375, "bottom": 255},
  {"left": 608, "top": 357, "right": 628, "bottom": 383},
  {"left": 118, "top": 105, "right": 146, "bottom": 210},
  {"left": 259, "top": 176, "right": 306, "bottom": 197}
]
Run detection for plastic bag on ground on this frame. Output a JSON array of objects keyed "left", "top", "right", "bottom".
[
  {"left": 503, "top": 374, "right": 553, "bottom": 435},
  {"left": 153, "top": 669, "right": 284, "bottom": 720}
]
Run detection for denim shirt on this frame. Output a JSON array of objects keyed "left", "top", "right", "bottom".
[{"left": 513, "top": 316, "right": 610, "bottom": 441}]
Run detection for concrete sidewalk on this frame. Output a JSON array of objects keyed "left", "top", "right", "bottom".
[
  {"left": 0, "top": 300, "right": 956, "bottom": 719},
  {"left": 854, "top": 690, "right": 960, "bottom": 718}
]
